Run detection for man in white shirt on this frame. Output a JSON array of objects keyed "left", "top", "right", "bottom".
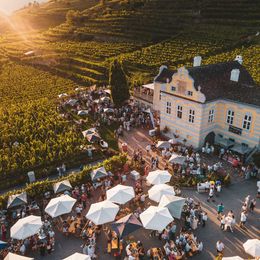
[
  {"left": 20, "top": 244, "right": 26, "bottom": 255},
  {"left": 216, "top": 240, "right": 224, "bottom": 254},
  {"left": 240, "top": 211, "right": 247, "bottom": 228}
]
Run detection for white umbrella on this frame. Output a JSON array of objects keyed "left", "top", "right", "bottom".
[
  {"left": 45, "top": 195, "right": 76, "bottom": 218},
  {"left": 63, "top": 253, "right": 91, "bottom": 260},
  {"left": 104, "top": 108, "right": 114, "bottom": 113},
  {"left": 146, "top": 170, "right": 171, "bottom": 185},
  {"left": 86, "top": 200, "right": 119, "bottom": 225},
  {"left": 11, "top": 215, "right": 42, "bottom": 240},
  {"left": 168, "top": 138, "right": 179, "bottom": 144},
  {"left": 4, "top": 253, "right": 34, "bottom": 260},
  {"left": 106, "top": 185, "right": 135, "bottom": 204},
  {"left": 159, "top": 195, "right": 186, "bottom": 219},
  {"left": 243, "top": 239, "right": 260, "bottom": 257},
  {"left": 156, "top": 141, "right": 171, "bottom": 149},
  {"left": 148, "top": 184, "right": 175, "bottom": 203},
  {"left": 140, "top": 206, "right": 173, "bottom": 231},
  {"left": 58, "top": 93, "right": 68, "bottom": 98},
  {"left": 222, "top": 257, "right": 243, "bottom": 260},
  {"left": 168, "top": 154, "right": 186, "bottom": 165}
]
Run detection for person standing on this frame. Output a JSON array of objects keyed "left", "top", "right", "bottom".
[
  {"left": 240, "top": 210, "right": 247, "bottom": 228},
  {"left": 216, "top": 240, "right": 225, "bottom": 255},
  {"left": 207, "top": 188, "right": 214, "bottom": 202},
  {"left": 202, "top": 212, "right": 208, "bottom": 227},
  {"left": 1, "top": 223, "right": 7, "bottom": 241},
  {"left": 249, "top": 198, "right": 256, "bottom": 212},
  {"left": 217, "top": 203, "right": 224, "bottom": 220}
]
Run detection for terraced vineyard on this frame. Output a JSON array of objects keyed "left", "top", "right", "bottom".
[
  {"left": 203, "top": 45, "right": 260, "bottom": 84},
  {"left": 120, "top": 35, "right": 233, "bottom": 68}
]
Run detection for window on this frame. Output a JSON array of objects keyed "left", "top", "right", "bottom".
[
  {"left": 177, "top": 105, "right": 183, "bottom": 119},
  {"left": 187, "top": 91, "right": 193, "bottom": 96},
  {"left": 166, "top": 101, "right": 171, "bottom": 114},
  {"left": 171, "top": 86, "right": 176, "bottom": 91},
  {"left": 208, "top": 109, "right": 215, "bottom": 123},
  {"left": 189, "top": 109, "right": 195, "bottom": 123},
  {"left": 243, "top": 114, "right": 252, "bottom": 130},
  {"left": 226, "top": 110, "right": 234, "bottom": 125},
  {"left": 218, "top": 134, "right": 223, "bottom": 138}
]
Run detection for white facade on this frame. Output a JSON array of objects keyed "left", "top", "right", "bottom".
[{"left": 153, "top": 66, "right": 260, "bottom": 149}]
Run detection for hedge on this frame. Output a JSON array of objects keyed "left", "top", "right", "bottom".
[{"left": 0, "top": 153, "right": 127, "bottom": 210}]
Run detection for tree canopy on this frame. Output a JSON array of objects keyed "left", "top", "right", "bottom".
[{"left": 109, "top": 59, "right": 130, "bottom": 106}]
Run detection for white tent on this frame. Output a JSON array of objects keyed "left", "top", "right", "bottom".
[
  {"left": 53, "top": 180, "right": 72, "bottom": 194},
  {"left": 86, "top": 132, "right": 101, "bottom": 143},
  {"left": 222, "top": 257, "right": 243, "bottom": 260},
  {"left": 77, "top": 110, "right": 88, "bottom": 116},
  {"left": 82, "top": 128, "right": 97, "bottom": 138},
  {"left": 159, "top": 195, "right": 186, "bottom": 219},
  {"left": 11, "top": 215, "right": 42, "bottom": 240},
  {"left": 146, "top": 170, "right": 171, "bottom": 185},
  {"left": 140, "top": 206, "right": 173, "bottom": 231},
  {"left": 63, "top": 253, "right": 91, "bottom": 260},
  {"left": 4, "top": 253, "right": 34, "bottom": 260},
  {"left": 66, "top": 99, "right": 78, "bottom": 106},
  {"left": 91, "top": 166, "right": 108, "bottom": 181},
  {"left": 148, "top": 184, "right": 175, "bottom": 203},
  {"left": 101, "top": 96, "right": 110, "bottom": 102},
  {"left": 156, "top": 141, "right": 171, "bottom": 149},
  {"left": 243, "top": 239, "right": 260, "bottom": 257},
  {"left": 45, "top": 195, "right": 76, "bottom": 218},
  {"left": 168, "top": 154, "right": 186, "bottom": 165},
  {"left": 7, "top": 192, "right": 27, "bottom": 208},
  {"left": 86, "top": 200, "right": 119, "bottom": 225},
  {"left": 106, "top": 185, "right": 135, "bottom": 204}
]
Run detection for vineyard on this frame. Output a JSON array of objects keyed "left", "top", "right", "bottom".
[
  {"left": 0, "top": 100, "right": 82, "bottom": 176},
  {"left": 203, "top": 45, "right": 260, "bottom": 84}
]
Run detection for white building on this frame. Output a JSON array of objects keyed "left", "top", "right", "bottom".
[{"left": 146, "top": 56, "right": 260, "bottom": 153}]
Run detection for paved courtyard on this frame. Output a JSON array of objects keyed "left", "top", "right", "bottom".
[{"left": 30, "top": 128, "right": 259, "bottom": 260}]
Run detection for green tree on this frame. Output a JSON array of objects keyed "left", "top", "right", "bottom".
[{"left": 109, "top": 59, "right": 130, "bottom": 106}]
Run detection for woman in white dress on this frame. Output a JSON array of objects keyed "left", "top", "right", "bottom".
[{"left": 191, "top": 216, "right": 198, "bottom": 230}]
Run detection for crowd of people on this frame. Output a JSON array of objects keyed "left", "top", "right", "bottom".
[{"left": 0, "top": 86, "right": 258, "bottom": 260}]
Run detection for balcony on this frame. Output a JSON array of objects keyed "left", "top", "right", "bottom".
[{"left": 133, "top": 90, "right": 154, "bottom": 104}]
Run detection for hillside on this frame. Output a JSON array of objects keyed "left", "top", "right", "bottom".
[{"left": 0, "top": 0, "right": 259, "bottom": 85}]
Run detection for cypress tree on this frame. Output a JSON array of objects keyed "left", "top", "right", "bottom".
[{"left": 109, "top": 59, "right": 130, "bottom": 106}]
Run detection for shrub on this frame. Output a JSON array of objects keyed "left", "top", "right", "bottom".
[{"left": 0, "top": 154, "right": 127, "bottom": 209}]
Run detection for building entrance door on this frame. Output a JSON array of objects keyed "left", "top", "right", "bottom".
[{"left": 204, "top": 132, "right": 216, "bottom": 145}]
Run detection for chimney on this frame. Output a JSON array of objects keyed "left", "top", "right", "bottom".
[
  {"left": 193, "top": 56, "right": 202, "bottom": 67},
  {"left": 230, "top": 69, "right": 240, "bottom": 82},
  {"left": 235, "top": 55, "right": 243, "bottom": 65}
]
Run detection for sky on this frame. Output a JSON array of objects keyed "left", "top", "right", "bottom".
[{"left": 0, "top": 0, "right": 47, "bottom": 14}]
